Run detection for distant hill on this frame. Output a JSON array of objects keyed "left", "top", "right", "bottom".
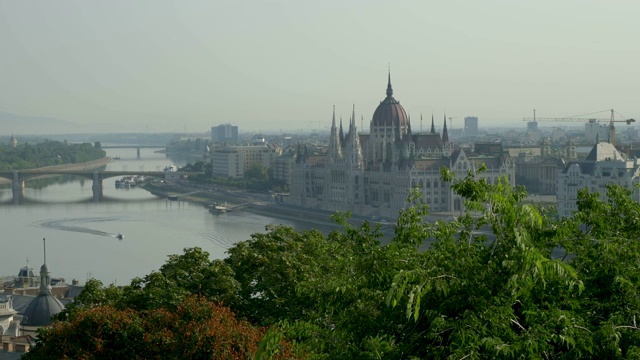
[{"left": 0, "top": 111, "right": 89, "bottom": 135}]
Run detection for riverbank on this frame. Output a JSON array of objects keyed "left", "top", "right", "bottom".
[
  {"left": 141, "top": 182, "right": 256, "bottom": 208},
  {"left": 140, "top": 181, "right": 367, "bottom": 231},
  {"left": 0, "top": 157, "right": 113, "bottom": 185}
]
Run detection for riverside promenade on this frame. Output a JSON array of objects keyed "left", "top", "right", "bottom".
[
  {"left": 141, "top": 180, "right": 403, "bottom": 236},
  {"left": 141, "top": 180, "right": 377, "bottom": 229}
]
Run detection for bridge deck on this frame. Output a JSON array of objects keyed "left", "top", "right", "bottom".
[{"left": 0, "top": 170, "right": 197, "bottom": 180}]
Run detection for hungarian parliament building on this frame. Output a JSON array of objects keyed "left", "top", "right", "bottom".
[{"left": 287, "top": 74, "right": 515, "bottom": 219}]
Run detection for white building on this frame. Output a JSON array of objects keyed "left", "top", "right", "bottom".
[
  {"left": 0, "top": 294, "right": 19, "bottom": 338},
  {"left": 557, "top": 142, "right": 640, "bottom": 217},
  {"left": 211, "top": 144, "right": 282, "bottom": 178}
]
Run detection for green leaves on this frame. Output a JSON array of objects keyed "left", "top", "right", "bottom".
[{"left": 32, "top": 164, "right": 640, "bottom": 359}]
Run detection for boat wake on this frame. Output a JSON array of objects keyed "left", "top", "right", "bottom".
[{"left": 34, "top": 217, "right": 125, "bottom": 239}]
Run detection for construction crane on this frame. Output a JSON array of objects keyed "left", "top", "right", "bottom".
[
  {"left": 523, "top": 109, "right": 635, "bottom": 145},
  {"left": 523, "top": 108, "right": 635, "bottom": 125},
  {"left": 448, "top": 116, "right": 459, "bottom": 129}
]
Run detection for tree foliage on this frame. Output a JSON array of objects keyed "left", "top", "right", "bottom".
[
  {"left": 25, "top": 296, "right": 298, "bottom": 360},
  {"left": 0, "top": 140, "right": 105, "bottom": 170},
  {"left": 29, "top": 166, "right": 640, "bottom": 359}
]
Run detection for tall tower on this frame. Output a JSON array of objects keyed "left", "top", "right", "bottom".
[
  {"left": 442, "top": 114, "right": 449, "bottom": 144},
  {"left": 20, "top": 238, "right": 65, "bottom": 337},
  {"left": 328, "top": 106, "right": 343, "bottom": 163}
]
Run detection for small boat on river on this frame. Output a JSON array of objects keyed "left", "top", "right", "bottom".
[{"left": 209, "top": 202, "right": 227, "bottom": 214}]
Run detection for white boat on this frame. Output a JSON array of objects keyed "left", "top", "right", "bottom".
[{"left": 209, "top": 202, "right": 227, "bottom": 214}]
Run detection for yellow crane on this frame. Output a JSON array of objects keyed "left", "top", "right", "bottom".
[{"left": 523, "top": 109, "right": 635, "bottom": 145}]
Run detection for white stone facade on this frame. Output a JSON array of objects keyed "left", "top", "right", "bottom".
[
  {"left": 557, "top": 142, "right": 640, "bottom": 217},
  {"left": 211, "top": 145, "right": 282, "bottom": 178},
  {"left": 288, "top": 77, "right": 514, "bottom": 219}
]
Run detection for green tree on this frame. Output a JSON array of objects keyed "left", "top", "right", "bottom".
[
  {"left": 119, "top": 247, "right": 240, "bottom": 311},
  {"left": 245, "top": 163, "right": 269, "bottom": 182},
  {"left": 56, "top": 279, "right": 123, "bottom": 321},
  {"left": 30, "top": 166, "right": 640, "bottom": 358},
  {"left": 569, "top": 185, "right": 640, "bottom": 357},
  {"left": 386, "top": 166, "right": 587, "bottom": 358}
]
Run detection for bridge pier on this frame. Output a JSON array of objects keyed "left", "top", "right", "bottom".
[
  {"left": 12, "top": 170, "right": 24, "bottom": 204},
  {"left": 92, "top": 171, "right": 103, "bottom": 201},
  {"left": 136, "top": 148, "right": 141, "bottom": 159}
]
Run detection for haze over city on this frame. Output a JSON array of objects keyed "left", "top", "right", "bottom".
[{"left": 1, "top": 0, "right": 638, "bottom": 134}]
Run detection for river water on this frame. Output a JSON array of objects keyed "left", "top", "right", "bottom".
[{"left": 0, "top": 148, "right": 324, "bottom": 285}]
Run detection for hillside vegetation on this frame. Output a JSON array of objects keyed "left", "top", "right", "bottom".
[
  {"left": 0, "top": 140, "right": 105, "bottom": 170},
  {"left": 24, "top": 165, "right": 640, "bottom": 359}
]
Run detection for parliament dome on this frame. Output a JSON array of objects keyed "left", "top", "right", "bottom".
[{"left": 371, "top": 74, "right": 409, "bottom": 128}]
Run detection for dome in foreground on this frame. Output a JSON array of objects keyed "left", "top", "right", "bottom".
[
  {"left": 21, "top": 293, "right": 64, "bottom": 327},
  {"left": 22, "top": 238, "right": 65, "bottom": 328},
  {"left": 371, "top": 74, "right": 409, "bottom": 128}
]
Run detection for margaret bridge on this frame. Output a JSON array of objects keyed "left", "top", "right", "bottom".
[
  {"left": 99, "top": 145, "right": 165, "bottom": 159},
  {"left": 0, "top": 169, "right": 192, "bottom": 203}
]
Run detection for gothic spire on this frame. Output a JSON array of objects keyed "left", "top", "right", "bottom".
[
  {"left": 442, "top": 114, "right": 449, "bottom": 143},
  {"left": 349, "top": 104, "right": 356, "bottom": 132},
  {"left": 329, "top": 106, "right": 342, "bottom": 161},
  {"left": 386, "top": 68, "right": 393, "bottom": 98},
  {"left": 348, "top": 104, "right": 363, "bottom": 168},
  {"left": 331, "top": 105, "right": 336, "bottom": 128},
  {"left": 39, "top": 238, "right": 51, "bottom": 295},
  {"left": 430, "top": 114, "right": 435, "bottom": 134}
]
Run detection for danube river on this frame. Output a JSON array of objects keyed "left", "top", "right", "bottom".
[{"left": 0, "top": 148, "right": 330, "bottom": 285}]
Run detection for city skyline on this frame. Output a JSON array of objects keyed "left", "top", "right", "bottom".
[{"left": 1, "top": 0, "right": 638, "bottom": 134}]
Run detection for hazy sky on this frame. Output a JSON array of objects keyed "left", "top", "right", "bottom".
[{"left": 1, "top": 0, "right": 638, "bottom": 134}]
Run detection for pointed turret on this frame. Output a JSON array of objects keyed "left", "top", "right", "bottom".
[
  {"left": 331, "top": 105, "right": 336, "bottom": 129},
  {"left": 329, "top": 106, "right": 342, "bottom": 161},
  {"left": 430, "top": 114, "right": 436, "bottom": 134},
  {"left": 348, "top": 104, "right": 363, "bottom": 168},
  {"left": 442, "top": 114, "right": 449, "bottom": 144},
  {"left": 39, "top": 238, "right": 51, "bottom": 295},
  {"left": 386, "top": 69, "right": 393, "bottom": 98},
  {"left": 20, "top": 237, "right": 65, "bottom": 332},
  {"left": 609, "top": 122, "right": 616, "bottom": 145}
]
